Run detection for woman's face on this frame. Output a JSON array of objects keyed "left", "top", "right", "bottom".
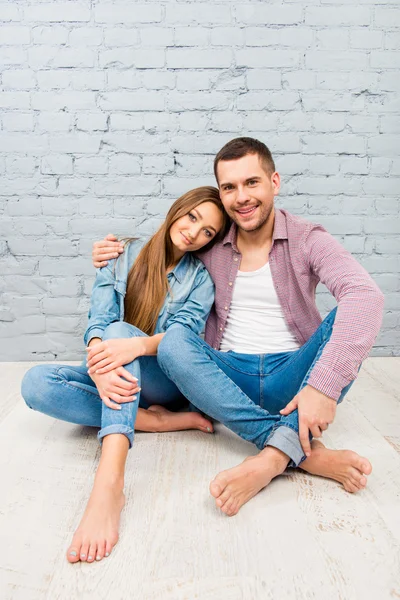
[{"left": 169, "top": 201, "right": 224, "bottom": 255}]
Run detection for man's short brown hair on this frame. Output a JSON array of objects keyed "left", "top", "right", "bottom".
[{"left": 214, "top": 137, "right": 275, "bottom": 181}]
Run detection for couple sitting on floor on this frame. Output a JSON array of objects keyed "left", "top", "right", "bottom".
[{"left": 21, "top": 137, "right": 384, "bottom": 565}]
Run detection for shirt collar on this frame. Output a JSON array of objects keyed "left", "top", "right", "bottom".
[
  {"left": 168, "top": 252, "right": 191, "bottom": 283},
  {"left": 222, "top": 208, "right": 288, "bottom": 251}
]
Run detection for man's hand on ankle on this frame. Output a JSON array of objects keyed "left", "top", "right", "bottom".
[{"left": 279, "top": 385, "right": 336, "bottom": 457}]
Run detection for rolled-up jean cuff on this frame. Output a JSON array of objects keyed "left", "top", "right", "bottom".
[
  {"left": 266, "top": 425, "right": 305, "bottom": 468},
  {"left": 97, "top": 425, "right": 134, "bottom": 448}
]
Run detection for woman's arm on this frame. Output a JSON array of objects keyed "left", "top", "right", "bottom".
[
  {"left": 84, "top": 260, "right": 121, "bottom": 346},
  {"left": 87, "top": 333, "right": 165, "bottom": 374}
]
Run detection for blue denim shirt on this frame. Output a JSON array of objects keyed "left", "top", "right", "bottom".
[{"left": 84, "top": 239, "right": 215, "bottom": 346}]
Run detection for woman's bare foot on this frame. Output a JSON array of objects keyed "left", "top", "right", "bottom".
[
  {"left": 147, "top": 405, "right": 213, "bottom": 434},
  {"left": 209, "top": 447, "right": 290, "bottom": 517},
  {"left": 67, "top": 477, "right": 125, "bottom": 564},
  {"left": 300, "top": 440, "right": 372, "bottom": 493}
]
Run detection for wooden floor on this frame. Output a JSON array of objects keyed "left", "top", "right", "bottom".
[{"left": 0, "top": 359, "right": 399, "bottom": 600}]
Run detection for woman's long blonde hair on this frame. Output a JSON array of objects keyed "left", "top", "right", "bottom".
[{"left": 124, "top": 186, "right": 228, "bottom": 335}]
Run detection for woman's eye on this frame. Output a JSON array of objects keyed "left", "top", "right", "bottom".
[
  {"left": 188, "top": 213, "right": 196, "bottom": 221},
  {"left": 204, "top": 230, "right": 212, "bottom": 238}
]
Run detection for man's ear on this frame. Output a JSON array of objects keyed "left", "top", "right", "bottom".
[{"left": 271, "top": 171, "right": 281, "bottom": 195}]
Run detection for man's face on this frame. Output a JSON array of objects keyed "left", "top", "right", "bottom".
[{"left": 216, "top": 153, "right": 280, "bottom": 233}]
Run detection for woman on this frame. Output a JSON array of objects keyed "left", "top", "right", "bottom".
[{"left": 21, "top": 186, "right": 228, "bottom": 564}]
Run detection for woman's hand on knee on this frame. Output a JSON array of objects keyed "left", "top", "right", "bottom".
[
  {"left": 91, "top": 368, "right": 141, "bottom": 411},
  {"left": 87, "top": 338, "right": 146, "bottom": 374}
]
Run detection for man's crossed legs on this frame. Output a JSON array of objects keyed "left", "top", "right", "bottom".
[{"left": 157, "top": 309, "right": 372, "bottom": 516}]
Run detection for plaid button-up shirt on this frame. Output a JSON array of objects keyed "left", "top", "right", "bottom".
[{"left": 197, "top": 208, "right": 384, "bottom": 401}]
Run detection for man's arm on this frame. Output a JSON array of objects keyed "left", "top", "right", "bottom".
[
  {"left": 92, "top": 234, "right": 124, "bottom": 268},
  {"left": 304, "top": 226, "right": 384, "bottom": 400}
]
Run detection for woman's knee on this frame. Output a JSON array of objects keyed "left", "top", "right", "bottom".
[
  {"left": 21, "top": 364, "right": 54, "bottom": 410},
  {"left": 102, "top": 321, "right": 145, "bottom": 341}
]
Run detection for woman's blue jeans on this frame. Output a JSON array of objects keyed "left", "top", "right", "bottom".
[
  {"left": 21, "top": 322, "right": 186, "bottom": 448},
  {"left": 157, "top": 308, "right": 355, "bottom": 468}
]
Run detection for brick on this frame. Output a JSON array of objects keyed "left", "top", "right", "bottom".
[
  {"left": 175, "top": 71, "right": 213, "bottom": 91},
  {"left": 236, "top": 5, "right": 303, "bottom": 25},
  {"left": 6, "top": 156, "right": 37, "bottom": 175},
  {"left": 313, "top": 114, "right": 345, "bottom": 133},
  {"left": 107, "top": 71, "right": 142, "bottom": 90},
  {"left": 37, "top": 112, "right": 71, "bottom": 131},
  {"left": 57, "top": 177, "right": 92, "bottom": 195},
  {"left": 315, "top": 29, "right": 349, "bottom": 50},
  {"left": 76, "top": 113, "right": 108, "bottom": 132},
  {"left": 174, "top": 154, "right": 211, "bottom": 176},
  {"left": 109, "top": 113, "right": 143, "bottom": 130},
  {"left": 2, "top": 69, "right": 36, "bottom": 89},
  {"left": 364, "top": 218, "right": 400, "bottom": 234},
  {"left": 348, "top": 115, "right": 379, "bottom": 133},
  {"left": 46, "top": 239, "right": 79, "bottom": 256},
  {"left": 306, "top": 51, "right": 368, "bottom": 71},
  {"left": 142, "top": 70, "right": 175, "bottom": 90},
  {"left": 179, "top": 112, "right": 210, "bottom": 131},
  {"left": 98, "top": 92, "right": 164, "bottom": 111},
  {"left": 211, "top": 28, "right": 244, "bottom": 46},
  {"left": 0, "top": 47, "right": 27, "bottom": 66},
  {"left": 174, "top": 27, "right": 209, "bottom": 46},
  {"left": 102, "top": 132, "right": 168, "bottom": 154},
  {"left": 237, "top": 91, "right": 299, "bottom": 111},
  {"left": 385, "top": 32, "right": 400, "bottom": 50},
  {"left": 49, "top": 134, "right": 101, "bottom": 154},
  {"left": 368, "top": 135, "right": 398, "bottom": 156},
  {"left": 142, "top": 155, "right": 174, "bottom": 175},
  {"left": 94, "top": 4, "right": 163, "bottom": 24},
  {"left": 245, "top": 27, "right": 313, "bottom": 48},
  {"left": 211, "top": 112, "right": 244, "bottom": 133},
  {"left": 303, "top": 135, "right": 365, "bottom": 155},
  {"left": 139, "top": 27, "right": 174, "bottom": 46},
  {"left": 371, "top": 52, "right": 399, "bottom": 69},
  {"left": 0, "top": 92, "right": 30, "bottom": 109},
  {"left": 339, "top": 157, "right": 369, "bottom": 175},
  {"left": 77, "top": 197, "right": 113, "bottom": 217},
  {"left": 41, "top": 155, "right": 73, "bottom": 175},
  {"left": 165, "top": 4, "right": 231, "bottom": 25},
  {"left": 32, "top": 25, "right": 68, "bottom": 44},
  {"left": 42, "top": 197, "right": 78, "bottom": 216},
  {"left": 109, "top": 154, "right": 141, "bottom": 175},
  {"left": 104, "top": 27, "right": 139, "bottom": 47},
  {"left": 375, "top": 8, "right": 400, "bottom": 27},
  {"left": 93, "top": 177, "right": 159, "bottom": 196},
  {"left": 74, "top": 157, "right": 108, "bottom": 175},
  {"left": 370, "top": 158, "right": 392, "bottom": 175},
  {"left": 167, "top": 91, "right": 231, "bottom": 111},
  {"left": 2, "top": 112, "right": 34, "bottom": 131},
  {"left": 167, "top": 48, "right": 232, "bottom": 68},
  {"left": 308, "top": 156, "right": 339, "bottom": 176},
  {"left": 69, "top": 27, "right": 103, "bottom": 46},
  {"left": 0, "top": 27, "right": 30, "bottom": 45},
  {"left": 24, "top": 3, "right": 91, "bottom": 23},
  {"left": 306, "top": 7, "right": 370, "bottom": 26},
  {"left": 0, "top": 3, "right": 21, "bottom": 21},
  {"left": 7, "top": 239, "right": 46, "bottom": 255},
  {"left": 350, "top": 29, "right": 383, "bottom": 49},
  {"left": 302, "top": 92, "right": 364, "bottom": 112},
  {"left": 375, "top": 199, "right": 398, "bottom": 214},
  {"left": 236, "top": 48, "right": 299, "bottom": 68},
  {"left": 281, "top": 71, "right": 314, "bottom": 90},
  {"left": 46, "top": 316, "right": 82, "bottom": 333},
  {"left": 99, "top": 48, "right": 165, "bottom": 68}
]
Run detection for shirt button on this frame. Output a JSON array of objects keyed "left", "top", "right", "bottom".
[
  {"left": 228, "top": 282, "right": 232, "bottom": 286},
  {"left": 224, "top": 306, "right": 228, "bottom": 310},
  {"left": 214, "top": 346, "right": 217, "bottom": 350},
  {"left": 219, "top": 326, "right": 223, "bottom": 331},
  {"left": 234, "top": 258, "right": 238, "bottom": 262}
]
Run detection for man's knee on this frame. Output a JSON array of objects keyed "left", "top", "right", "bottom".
[{"left": 102, "top": 321, "right": 143, "bottom": 340}]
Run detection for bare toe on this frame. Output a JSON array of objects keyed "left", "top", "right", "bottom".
[
  {"left": 67, "top": 545, "right": 81, "bottom": 563},
  {"left": 210, "top": 479, "right": 224, "bottom": 499},
  {"left": 87, "top": 543, "right": 97, "bottom": 563}
]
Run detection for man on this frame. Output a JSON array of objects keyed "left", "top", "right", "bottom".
[{"left": 92, "top": 137, "right": 384, "bottom": 516}]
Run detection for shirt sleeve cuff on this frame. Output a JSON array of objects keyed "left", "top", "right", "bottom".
[
  {"left": 84, "top": 327, "right": 104, "bottom": 346},
  {"left": 307, "top": 363, "right": 351, "bottom": 401}
]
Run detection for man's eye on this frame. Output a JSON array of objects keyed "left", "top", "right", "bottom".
[{"left": 248, "top": 180, "right": 257, "bottom": 185}]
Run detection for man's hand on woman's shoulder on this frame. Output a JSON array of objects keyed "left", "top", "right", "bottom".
[{"left": 92, "top": 233, "right": 124, "bottom": 268}]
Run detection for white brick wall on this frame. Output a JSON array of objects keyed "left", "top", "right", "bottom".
[{"left": 0, "top": 0, "right": 399, "bottom": 360}]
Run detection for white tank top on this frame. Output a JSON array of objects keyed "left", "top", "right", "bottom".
[{"left": 220, "top": 262, "right": 301, "bottom": 354}]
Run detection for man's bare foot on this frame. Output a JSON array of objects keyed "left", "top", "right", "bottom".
[
  {"left": 300, "top": 440, "right": 372, "bottom": 493},
  {"left": 66, "top": 478, "right": 125, "bottom": 564},
  {"left": 147, "top": 405, "right": 213, "bottom": 434},
  {"left": 209, "top": 446, "right": 289, "bottom": 517}
]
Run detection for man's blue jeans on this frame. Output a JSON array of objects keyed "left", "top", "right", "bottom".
[
  {"left": 21, "top": 322, "right": 186, "bottom": 448},
  {"left": 157, "top": 308, "right": 354, "bottom": 468}
]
